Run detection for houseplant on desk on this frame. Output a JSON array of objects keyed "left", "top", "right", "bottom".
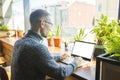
[
  {"left": 74, "top": 28, "right": 87, "bottom": 41},
  {"left": 17, "top": 27, "right": 24, "bottom": 37},
  {"left": 47, "top": 30, "right": 54, "bottom": 46},
  {"left": 0, "top": 25, "right": 10, "bottom": 31},
  {"left": 91, "top": 14, "right": 115, "bottom": 45},
  {"left": 103, "top": 21, "right": 120, "bottom": 61},
  {"left": 53, "top": 24, "right": 62, "bottom": 47},
  {"left": 91, "top": 14, "right": 117, "bottom": 56},
  {"left": 95, "top": 18, "right": 120, "bottom": 80}
]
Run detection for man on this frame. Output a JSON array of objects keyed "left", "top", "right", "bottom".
[{"left": 11, "top": 9, "right": 78, "bottom": 80}]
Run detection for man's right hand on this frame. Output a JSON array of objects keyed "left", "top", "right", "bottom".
[
  {"left": 74, "top": 57, "right": 83, "bottom": 67},
  {"left": 60, "top": 52, "right": 71, "bottom": 61}
]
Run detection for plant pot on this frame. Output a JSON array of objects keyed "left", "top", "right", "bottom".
[
  {"left": 53, "top": 37, "right": 61, "bottom": 47},
  {"left": 96, "top": 53, "right": 120, "bottom": 80},
  {"left": 17, "top": 30, "right": 24, "bottom": 37},
  {"left": 93, "top": 45, "right": 105, "bottom": 57},
  {"left": 47, "top": 38, "right": 53, "bottom": 46}
]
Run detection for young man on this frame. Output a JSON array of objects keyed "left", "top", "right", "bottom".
[{"left": 11, "top": 9, "right": 78, "bottom": 80}]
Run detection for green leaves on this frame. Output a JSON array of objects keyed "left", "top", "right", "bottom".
[
  {"left": 47, "top": 30, "right": 54, "bottom": 38},
  {"left": 100, "top": 16, "right": 120, "bottom": 60},
  {"left": 47, "top": 24, "right": 62, "bottom": 38},
  {"left": 110, "top": 54, "right": 120, "bottom": 61},
  {"left": 92, "top": 14, "right": 120, "bottom": 61},
  {"left": 105, "top": 34, "right": 120, "bottom": 54},
  {"left": 55, "top": 24, "right": 62, "bottom": 37},
  {"left": 74, "top": 28, "right": 87, "bottom": 41},
  {"left": 0, "top": 25, "right": 10, "bottom": 31},
  {"left": 91, "top": 14, "right": 118, "bottom": 43}
]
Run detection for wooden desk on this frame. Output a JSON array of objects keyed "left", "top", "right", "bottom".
[
  {"left": 0, "top": 37, "right": 17, "bottom": 65},
  {"left": 72, "top": 61, "right": 96, "bottom": 80},
  {"left": 0, "top": 37, "right": 96, "bottom": 80}
]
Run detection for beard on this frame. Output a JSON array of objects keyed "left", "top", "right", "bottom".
[
  {"left": 40, "top": 23, "right": 51, "bottom": 38},
  {"left": 40, "top": 28, "right": 48, "bottom": 38}
]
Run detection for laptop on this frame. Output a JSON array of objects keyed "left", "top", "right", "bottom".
[{"left": 61, "top": 41, "right": 95, "bottom": 67}]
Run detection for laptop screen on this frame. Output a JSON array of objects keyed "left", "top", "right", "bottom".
[{"left": 71, "top": 41, "right": 95, "bottom": 60}]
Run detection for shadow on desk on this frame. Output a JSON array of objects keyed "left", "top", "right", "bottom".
[
  {"left": 47, "top": 63, "right": 96, "bottom": 80},
  {"left": 72, "top": 65, "right": 95, "bottom": 80},
  {"left": 63, "top": 61, "right": 96, "bottom": 80}
]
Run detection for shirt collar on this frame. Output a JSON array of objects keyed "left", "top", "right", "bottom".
[{"left": 25, "top": 30, "right": 43, "bottom": 41}]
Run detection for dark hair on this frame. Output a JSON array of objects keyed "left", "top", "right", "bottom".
[{"left": 29, "top": 9, "right": 50, "bottom": 27}]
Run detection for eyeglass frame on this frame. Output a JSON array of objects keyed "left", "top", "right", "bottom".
[{"left": 44, "top": 20, "right": 53, "bottom": 26}]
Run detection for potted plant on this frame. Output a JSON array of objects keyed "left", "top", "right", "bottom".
[
  {"left": 91, "top": 14, "right": 115, "bottom": 45},
  {"left": 0, "top": 25, "right": 15, "bottom": 37},
  {"left": 95, "top": 17, "right": 120, "bottom": 80},
  {"left": 91, "top": 14, "right": 116, "bottom": 56},
  {"left": 17, "top": 27, "right": 24, "bottom": 37},
  {"left": 103, "top": 19, "right": 120, "bottom": 61},
  {"left": 47, "top": 30, "right": 54, "bottom": 46},
  {"left": 0, "top": 25, "right": 10, "bottom": 31},
  {"left": 74, "top": 28, "right": 87, "bottom": 41},
  {"left": 53, "top": 24, "right": 62, "bottom": 47}
]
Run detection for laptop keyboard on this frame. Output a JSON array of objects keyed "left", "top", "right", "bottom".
[
  {"left": 61, "top": 56, "right": 89, "bottom": 67},
  {"left": 61, "top": 57, "right": 74, "bottom": 64}
]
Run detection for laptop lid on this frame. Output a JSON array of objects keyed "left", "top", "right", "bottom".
[{"left": 71, "top": 41, "right": 95, "bottom": 61}]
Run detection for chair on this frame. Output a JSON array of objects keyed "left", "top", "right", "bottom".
[
  {"left": 0, "top": 56, "right": 6, "bottom": 66},
  {"left": 0, "top": 52, "right": 9, "bottom": 80},
  {"left": 0, "top": 66, "right": 9, "bottom": 80}
]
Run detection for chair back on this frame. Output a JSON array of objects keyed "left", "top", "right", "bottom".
[{"left": 0, "top": 67, "right": 9, "bottom": 80}]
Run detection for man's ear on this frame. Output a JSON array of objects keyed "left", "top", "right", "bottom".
[{"left": 40, "top": 19, "right": 45, "bottom": 28}]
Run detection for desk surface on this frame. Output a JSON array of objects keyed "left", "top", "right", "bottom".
[
  {"left": 0, "top": 37, "right": 96, "bottom": 80},
  {"left": 73, "top": 61, "right": 96, "bottom": 80}
]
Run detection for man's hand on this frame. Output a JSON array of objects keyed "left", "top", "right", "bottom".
[
  {"left": 74, "top": 57, "right": 83, "bottom": 67},
  {"left": 60, "top": 52, "right": 71, "bottom": 61}
]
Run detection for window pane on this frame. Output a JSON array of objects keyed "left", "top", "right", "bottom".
[
  {"left": 11, "top": 0, "right": 119, "bottom": 43},
  {"left": 30, "top": 0, "right": 96, "bottom": 42},
  {"left": 12, "top": 0, "right": 24, "bottom": 30}
]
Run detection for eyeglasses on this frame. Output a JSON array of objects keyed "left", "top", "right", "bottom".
[{"left": 45, "top": 20, "right": 53, "bottom": 26}]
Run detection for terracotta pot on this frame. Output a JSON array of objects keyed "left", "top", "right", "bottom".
[
  {"left": 17, "top": 30, "right": 23, "bottom": 37},
  {"left": 47, "top": 38, "right": 53, "bottom": 46},
  {"left": 53, "top": 38, "right": 61, "bottom": 47}
]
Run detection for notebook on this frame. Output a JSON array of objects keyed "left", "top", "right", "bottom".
[{"left": 61, "top": 41, "right": 95, "bottom": 66}]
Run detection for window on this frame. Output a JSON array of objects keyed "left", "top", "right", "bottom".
[
  {"left": 12, "top": 0, "right": 24, "bottom": 30},
  {"left": 29, "top": 0, "right": 96, "bottom": 42},
  {"left": 11, "top": 0, "right": 119, "bottom": 43}
]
